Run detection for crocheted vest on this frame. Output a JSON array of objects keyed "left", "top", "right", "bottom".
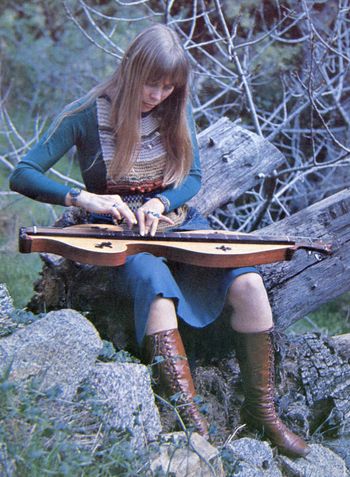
[{"left": 96, "top": 96, "right": 187, "bottom": 231}]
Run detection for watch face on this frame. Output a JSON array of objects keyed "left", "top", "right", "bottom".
[
  {"left": 70, "top": 188, "right": 81, "bottom": 197},
  {"left": 69, "top": 188, "right": 81, "bottom": 206}
]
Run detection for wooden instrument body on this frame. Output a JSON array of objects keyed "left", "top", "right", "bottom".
[{"left": 19, "top": 224, "right": 332, "bottom": 268}]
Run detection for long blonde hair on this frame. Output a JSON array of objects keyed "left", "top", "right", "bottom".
[{"left": 59, "top": 24, "right": 193, "bottom": 187}]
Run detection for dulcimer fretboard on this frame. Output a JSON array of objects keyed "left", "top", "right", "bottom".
[{"left": 21, "top": 225, "right": 332, "bottom": 254}]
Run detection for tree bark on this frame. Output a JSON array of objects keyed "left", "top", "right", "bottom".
[
  {"left": 257, "top": 188, "right": 350, "bottom": 330},
  {"left": 189, "top": 118, "right": 285, "bottom": 214}
]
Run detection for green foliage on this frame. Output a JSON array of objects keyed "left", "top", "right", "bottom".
[
  {"left": 222, "top": 0, "right": 261, "bottom": 29},
  {"left": 0, "top": 370, "right": 152, "bottom": 476},
  {"left": 288, "top": 292, "right": 350, "bottom": 336},
  {"left": 0, "top": 152, "right": 80, "bottom": 309},
  {"left": 220, "top": 445, "right": 244, "bottom": 476},
  {"left": 1, "top": 2, "right": 111, "bottom": 121},
  {"left": 0, "top": 252, "right": 42, "bottom": 309},
  {"left": 0, "top": 308, "right": 43, "bottom": 337},
  {"left": 98, "top": 340, "right": 140, "bottom": 364},
  {"left": 0, "top": 184, "right": 65, "bottom": 309},
  {"left": 9, "top": 308, "right": 42, "bottom": 325}
]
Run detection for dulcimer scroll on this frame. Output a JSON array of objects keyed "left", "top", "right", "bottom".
[{"left": 19, "top": 224, "right": 332, "bottom": 268}]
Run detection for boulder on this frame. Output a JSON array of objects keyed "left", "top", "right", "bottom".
[
  {"left": 0, "top": 309, "right": 102, "bottom": 398},
  {"left": 224, "top": 437, "right": 282, "bottom": 477},
  {"left": 150, "top": 432, "right": 224, "bottom": 477},
  {"left": 223, "top": 438, "right": 349, "bottom": 477},
  {"left": 325, "top": 437, "right": 350, "bottom": 472},
  {"left": 0, "top": 283, "right": 14, "bottom": 318},
  {"left": 87, "top": 362, "right": 162, "bottom": 449},
  {"left": 1, "top": 289, "right": 349, "bottom": 474},
  {"left": 279, "top": 443, "right": 348, "bottom": 477}
]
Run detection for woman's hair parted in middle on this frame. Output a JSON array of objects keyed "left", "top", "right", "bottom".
[{"left": 103, "top": 24, "right": 194, "bottom": 186}]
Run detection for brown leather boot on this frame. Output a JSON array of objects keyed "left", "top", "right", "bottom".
[
  {"left": 234, "top": 329, "right": 310, "bottom": 458},
  {"left": 143, "top": 328, "right": 209, "bottom": 438}
]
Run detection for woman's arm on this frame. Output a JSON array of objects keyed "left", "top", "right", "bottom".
[
  {"left": 9, "top": 104, "right": 95, "bottom": 205},
  {"left": 9, "top": 102, "right": 138, "bottom": 228}
]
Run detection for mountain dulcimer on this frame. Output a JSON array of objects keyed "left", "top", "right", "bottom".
[{"left": 19, "top": 224, "right": 332, "bottom": 268}]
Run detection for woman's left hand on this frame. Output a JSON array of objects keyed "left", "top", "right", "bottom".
[{"left": 136, "top": 198, "right": 174, "bottom": 236}]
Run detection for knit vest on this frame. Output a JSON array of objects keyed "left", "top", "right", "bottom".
[{"left": 96, "top": 96, "right": 187, "bottom": 230}]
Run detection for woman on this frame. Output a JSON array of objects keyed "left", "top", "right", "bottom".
[{"left": 10, "top": 24, "right": 309, "bottom": 457}]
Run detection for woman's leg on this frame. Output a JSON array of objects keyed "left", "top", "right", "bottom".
[
  {"left": 146, "top": 296, "right": 178, "bottom": 335},
  {"left": 227, "top": 273, "right": 310, "bottom": 458},
  {"left": 123, "top": 254, "right": 208, "bottom": 436},
  {"left": 227, "top": 272, "right": 273, "bottom": 333},
  {"left": 144, "top": 296, "right": 208, "bottom": 436},
  {"left": 143, "top": 323, "right": 209, "bottom": 437}
]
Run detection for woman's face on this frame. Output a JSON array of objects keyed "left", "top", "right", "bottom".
[{"left": 141, "top": 78, "right": 175, "bottom": 113}]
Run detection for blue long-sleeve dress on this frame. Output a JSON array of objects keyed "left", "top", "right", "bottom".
[{"left": 10, "top": 96, "right": 258, "bottom": 343}]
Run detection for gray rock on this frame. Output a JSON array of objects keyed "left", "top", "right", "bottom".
[
  {"left": 325, "top": 437, "right": 350, "bottom": 471},
  {"left": 0, "top": 309, "right": 103, "bottom": 398},
  {"left": 150, "top": 431, "right": 224, "bottom": 477},
  {"left": 280, "top": 443, "right": 347, "bottom": 477},
  {"left": 87, "top": 362, "right": 162, "bottom": 449},
  {"left": 225, "top": 437, "right": 282, "bottom": 476},
  {"left": 0, "top": 284, "right": 14, "bottom": 318}
]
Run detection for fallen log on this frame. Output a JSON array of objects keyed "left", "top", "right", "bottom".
[
  {"left": 25, "top": 120, "right": 349, "bottom": 347},
  {"left": 190, "top": 118, "right": 285, "bottom": 214},
  {"left": 257, "top": 188, "right": 350, "bottom": 330}
]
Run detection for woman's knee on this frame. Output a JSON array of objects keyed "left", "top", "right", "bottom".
[
  {"left": 126, "top": 252, "right": 167, "bottom": 272},
  {"left": 124, "top": 253, "right": 174, "bottom": 287},
  {"left": 227, "top": 272, "right": 266, "bottom": 306}
]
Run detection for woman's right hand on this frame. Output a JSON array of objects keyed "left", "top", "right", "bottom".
[{"left": 65, "top": 190, "right": 137, "bottom": 229}]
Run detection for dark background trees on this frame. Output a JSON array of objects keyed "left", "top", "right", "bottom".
[{"left": 2, "top": 0, "right": 349, "bottom": 228}]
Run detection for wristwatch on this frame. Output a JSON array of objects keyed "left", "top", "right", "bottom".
[
  {"left": 68, "top": 187, "right": 82, "bottom": 207},
  {"left": 155, "top": 194, "right": 170, "bottom": 213}
]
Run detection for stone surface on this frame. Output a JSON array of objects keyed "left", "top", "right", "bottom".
[
  {"left": 225, "top": 437, "right": 282, "bottom": 477},
  {"left": 0, "top": 309, "right": 103, "bottom": 398},
  {"left": 279, "top": 443, "right": 347, "bottom": 477},
  {"left": 330, "top": 333, "right": 350, "bottom": 360},
  {"left": 150, "top": 432, "right": 224, "bottom": 477},
  {"left": 87, "top": 362, "right": 162, "bottom": 449},
  {"left": 325, "top": 437, "right": 350, "bottom": 472},
  {"left": 0, "top": 283, "right": 14, "bottom": 318}
]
